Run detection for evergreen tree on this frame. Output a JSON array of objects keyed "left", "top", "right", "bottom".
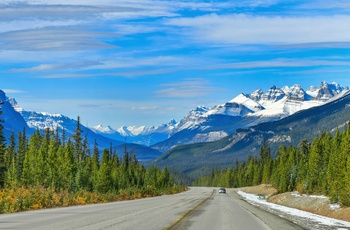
[
  {"left": 260, "top": 140, "right": 272, "bottom": 184},
  {"left": 4, "top": 132, "right": 16, "bottom": 187},
  {"left": 91, "top": 140, "right": 100, "bottom": 191},
  {"left": 62, "top": 139, "right": 75, "bottom": 191},
  {"left": 307, "top": 136, "right": 323, "bottom": 193},
  {"left": 0, "top": 101, "right": 6, "bottom": 188},
  {"left": 16, "top": 128, "right": 27, "bottom": 180},
  {"left": 296, "top": 139, "right": 311, "bottom": 192},
  {"left": 21, "top": 129, "right": 41, "bottom": 186},
  {"left": 47, "top": 131, "right": 59, "bottom": 189},
  {"left": 97, "top": 149, "right": 112, "bottom": 193},
  {"left": 327, "top": 129, "right": 345, "bottom": 202},
  {"left": 72, "top": 116, "right": 83, "bottom": 162}
]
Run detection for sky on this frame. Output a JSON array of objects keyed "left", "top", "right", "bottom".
[{"left": 2, "top": 0, "right": 350, "bottom": 129}]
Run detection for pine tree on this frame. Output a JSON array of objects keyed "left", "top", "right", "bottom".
[
  {"left": 16, "top": 128, "right": 27, "bottom": 180},
  {"left": 343, "top": 155, "right": 350, "bottom": 206},
  {"left": 338, "top": 125, "right": 350, "bottom": 204},
  {"left": 91, "top": 140, "right": 100, "bottom": 191},
  {"left": 21, "top": 129, "right": 42, "bottom": 186},
  {"left": 97, "top": 149, "right": 112, "bottom": 193},
  {"left": 327, "top": 129, "right": 345, "bottom": 202},
  {"left": 159, "top": 167, "right": 170, "bottom": 188},
  {"left": 72, "top": 116, "right": 83, "bottom": 162},
  {"left": 0, "top": 101, "right": 6, "bottom": 188},
  {"left": 62, "top": 139, "right": 75, "bottom": 191},
  {"left": 47, "top": 131, "right": 59, "bottom": 189},
  {"left": 307, "top": 136, "right": 323, "bottom": 193},
  {"left": 296, "top": 139, "right": 311, "bottom": 192},
  {"left": 260, "top": 140, "right": 272, "bottom": 184}
]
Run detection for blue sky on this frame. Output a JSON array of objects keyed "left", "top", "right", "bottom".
[{"left": 2, "top": 0, "right": 350, "bottom": 128}]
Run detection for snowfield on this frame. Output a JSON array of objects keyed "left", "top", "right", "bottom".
[{"left": 238, "top": 191, "right": 350, "bottom": 230}]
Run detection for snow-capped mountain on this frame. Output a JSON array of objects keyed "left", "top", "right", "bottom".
[
  {"left": 5, "top": 81, "right": 348, "bottom": 153},
  {"left": 91, "top": 119, "right": 178, "bottom": 146},
  {"left": 0, "top": 91, "right": 34, "bottom": 138},
  {"left": 173, "top": 82, "right": 348, "bottom": 131},
  {"left": 90, "top": 81, "right": 349, "bottom": 150},
  {"left": 151, "top": 81, "right": 349, "bottom": 152},
  {"left": 8, "top": 98, "right": 125, "bottom": 150}
]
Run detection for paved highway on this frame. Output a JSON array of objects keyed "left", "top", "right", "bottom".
[{"left": 0, "top": 187, "right": 303, "bottom": 230}]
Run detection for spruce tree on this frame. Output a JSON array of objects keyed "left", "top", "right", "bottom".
[
  {"left": 0, "top": 101, "right": 6, "bottom": 188},
  {"left": 307, "top": 136, "right": 322, "bottom": 193},
  {"left": 22, "top": 129, "right": 41, "bottom": 186},
  {"left": 17, "top": 128, "right": 27, "bottom": 180},
  {"left": 97, "top": 149, "right": 112, "bottom": 193},
  {"left": 72, "top": 116, "right": 83, "bottom": 162},
  {"left": 327, "top": 129, "right": 345, "bottom": 202}
]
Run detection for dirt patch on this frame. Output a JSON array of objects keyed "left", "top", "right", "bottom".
[
  {"left": 240, "top": 184, "right": 350, "bottom": 223},
  {"left": 240, "top": 184, "right": 278, "bottom": 196}
]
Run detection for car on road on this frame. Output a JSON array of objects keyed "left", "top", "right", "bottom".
[{"left": 218, "top": 188, "right": 226, "bottom": 194}]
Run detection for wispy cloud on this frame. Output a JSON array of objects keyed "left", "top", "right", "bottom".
[
  {"left": 31, "top": 58, "right": 350, "bottom": 79},
  {"left": 166, "top": 14, "right": 350, "bottom": 45},
  {"left": 3, "top": 89, "right": 26, "bottom": 94},
  {"left": 0, "top": 27, "right": 117, "bottom": 51},
  {"left": 154, "top": 78, "right": 223, "bottom": 98},
  {"left": 12, "top": 62, "right": 102, "bottom": 72}
]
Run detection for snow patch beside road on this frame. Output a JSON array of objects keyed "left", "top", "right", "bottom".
[{"left": 238, "top": 191, "right": 350, "bottom": 230}]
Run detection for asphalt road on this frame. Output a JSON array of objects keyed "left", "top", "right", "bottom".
[{"left": 0, "top": 187, "right": 304, "bottom": 230}]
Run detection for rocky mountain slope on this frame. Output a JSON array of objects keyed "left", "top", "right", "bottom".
[
  {"left": 4, "top": 93, "right": 163, "bottom": 160},
  {"left": 153, "top": 90, "right": 350, "bottom": 179},
  {"left": 2, "top": 81, "right": 348, "bottom": 160},
  {"left": 151, "top": 81, "right": 348, "bottom": 152}
]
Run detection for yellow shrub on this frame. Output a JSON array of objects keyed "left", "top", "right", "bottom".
[{"left": 74, "top": 196, "right": 86, "bottom": 205}]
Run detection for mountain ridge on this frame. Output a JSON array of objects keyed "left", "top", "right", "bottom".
[
  {"left": 3, "top": 81, "right": 348, "bottom": 157},
  {"left": 90, "top": 81, "right": 348, "bottom": 149},
  {"left": 153, "top": 90, "right": 350, "bottom": 180}
]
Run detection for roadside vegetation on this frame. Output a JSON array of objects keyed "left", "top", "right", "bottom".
[
  {"left": 0, "top": 116, "right": 185, "bottom": 214},
  {"left": 194, "top": 123, "right": 350, "bottom": 207}
]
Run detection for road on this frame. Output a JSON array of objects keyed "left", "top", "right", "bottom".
[{"left": 0, "top": 187, "right": 303, "bottom": 230}]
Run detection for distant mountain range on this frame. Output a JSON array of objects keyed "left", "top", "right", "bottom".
[
  {"left": 153, "top": 89, "right": 350, "bottom": 180},
  {"left": 151, "top": 81, "right": 348, "bottom": 152},
  {"left": 1, "top": 81, "right": 348, "bottom": 163},
  {"left": 4, "top": 96, "right": 161, "bottom": 161},
  {"left": 92, "top": 81, "right": 348, "bottom": 151}
]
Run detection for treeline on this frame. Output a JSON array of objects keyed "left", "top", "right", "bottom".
[
  {"left": 0, "top": 117, "right": 184, "bottom": 213},
  {"left": 194, "top": 123, "right": 350, "bottom": 206}
]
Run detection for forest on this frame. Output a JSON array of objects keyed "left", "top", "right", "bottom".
[
  {"left": 0, "top": 116, "right": 185, "bottom": 213},
  {"left": 194, "top": 123, "right": 350, "bottom": 206}
]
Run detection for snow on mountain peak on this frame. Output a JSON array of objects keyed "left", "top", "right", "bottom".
[
  {"left": 8, "top": 97, "right": 23, "bottom": 112},
  {"left": 93, "top": 124, "right": 116, "bottom": 133},
  {"left": 262, "top": 85, "right": 285, "bottom": 102},
  {"left": 285, "top": 84, "right": 305, "bottom": 100},
  {"left": 117, "top": 125, "right": 147, "bottom": 136},
  {"left": 249, "top": 89, "right": 264, "bottom": 101},
  {"left": 228, "top": 93, "right": 264, "bottom": 112}
]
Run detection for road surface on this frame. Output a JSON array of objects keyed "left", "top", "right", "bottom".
[{"left": 0, "top": 187, "right": 303, "bottom": 230}]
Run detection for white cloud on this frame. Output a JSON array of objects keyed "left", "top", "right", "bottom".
[
  {"left": 3, "top": 89, "right": 26, "bottom": 94},
  {"left": 166, "top": 14, "right": 350, "bottom": 45},
  {"left": 11, "top": 62, "right": 102, "bottom": 72},
  {"left": 154, "top": 78, "right": 223, "bottom": 98},
  {"left": 0, "top": 27, "right": 117, "bottom": 51}
]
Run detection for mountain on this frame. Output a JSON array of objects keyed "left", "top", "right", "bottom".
[
  {"left": 151, "top": 82, "right": 348, "bottom": 152},
  {"left": 9, "top": 98, "right": 119, "bottom": 147},
  {"left": 5, "top": 81, "right": 347, "bottom": 161},
  {"left": 153, "top": 90, "right": 350, "bottom": 180},
  {"left": 6, "top": 95, "right": 163, "bottom": 160},
  {"left": 92, "top": 119, "right": 178, "bottom": 146},
  {"left": 0, "top": 91, "right": 34, "bottom": 138}
]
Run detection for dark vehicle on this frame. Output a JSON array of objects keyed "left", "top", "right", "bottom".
[{"left": 218, "top": 188, "right": 226, "bottom": 194}]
